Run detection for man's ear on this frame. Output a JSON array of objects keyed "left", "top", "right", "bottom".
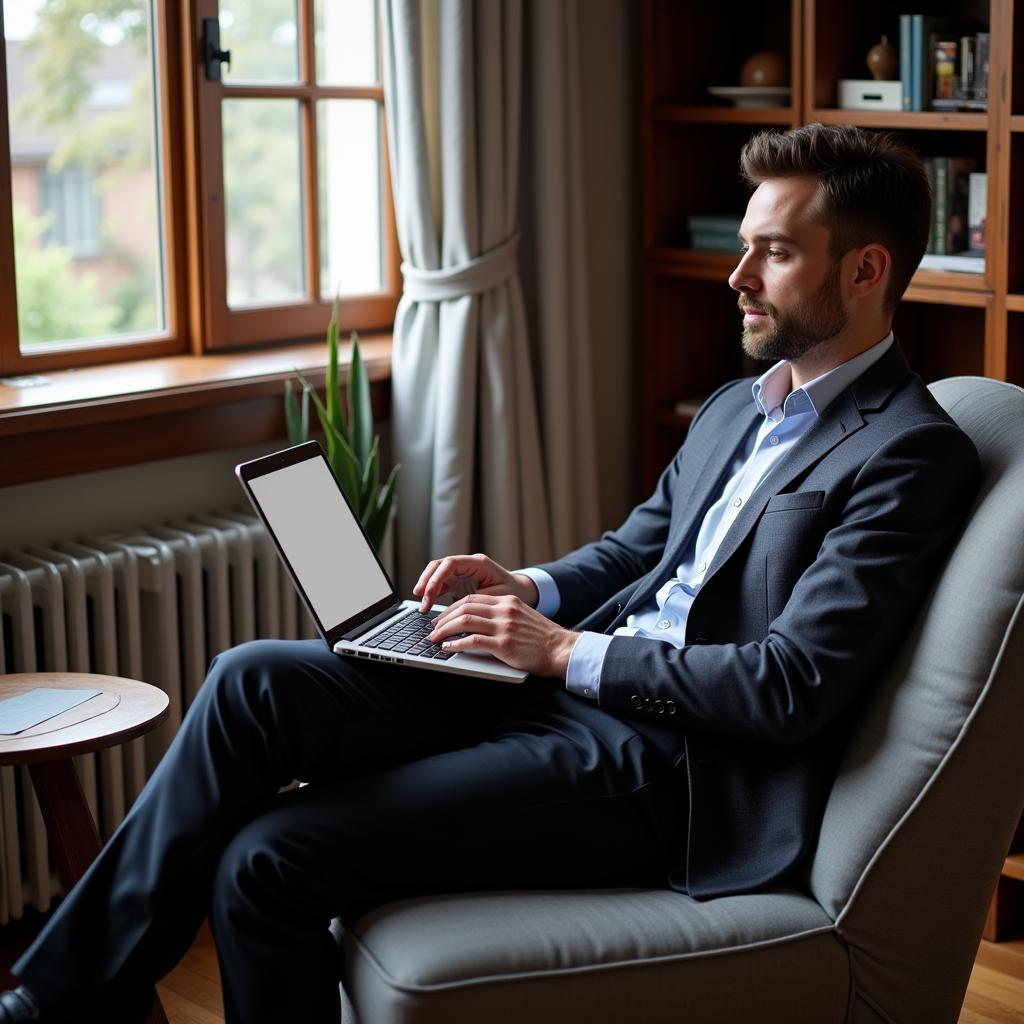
[{"left": 851, "top": 244, "right": 890, "bottom": 296}]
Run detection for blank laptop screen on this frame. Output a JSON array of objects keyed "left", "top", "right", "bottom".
[{"left": 248, "top": 455, "right": 392, "bottom": 630}]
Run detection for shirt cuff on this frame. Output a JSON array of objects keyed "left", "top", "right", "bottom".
[
  {"left": 515, "top": 567, "right": 560, "bottom": 618},
  {"left": 565, "top": 631, "right": 613, "bottom": 701}
]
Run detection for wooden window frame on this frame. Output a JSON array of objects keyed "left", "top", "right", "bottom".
[
  {"left": 186, "top": 0, "right": 400, "bottom": 352},
  {"left": 0, "top": 1, "right": 399, "bottom": 376}
]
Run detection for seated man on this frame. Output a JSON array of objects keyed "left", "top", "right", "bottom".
[{"left": 1, "top": 123, "right": 979, "bottom": 1024}]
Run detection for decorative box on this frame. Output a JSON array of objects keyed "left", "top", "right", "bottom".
[{"left": 837, "top": 79, "right": 902, "bottom": 111}]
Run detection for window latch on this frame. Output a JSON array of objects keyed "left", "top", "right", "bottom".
[{"left": 202, "top": 18, "right": 232, "bottom": 81}]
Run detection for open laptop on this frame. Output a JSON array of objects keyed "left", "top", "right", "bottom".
[{"left": 235, "top": 441, "right": 528, "bottom": 683}]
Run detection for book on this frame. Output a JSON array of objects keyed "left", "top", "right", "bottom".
[
  {"left": 918, "top": 252, "right": 984, "bottom": 273},
  {"left": 686, "top": 215, "right": 743, "bottom": 233},
  {"left": 931, "top": 97, "right": 988, "bottom": 111},
  {"left": 959, "top": 35, "right": 976, "bottom": 99},
  {"left": 929, "top": 156, "right": 976, "bottom": 255},
  {"left": 900, "top": 15, "right": 912, "bottom": 111},
  {"left": 933, "top": 38, "right": 957, "bottom": 100},
  {"left": 690, "top": 233, "right": 741, "bottom": 252},
  {"left": 687, "top": 214, "right": 742, "bottom": 251},
  {"left": 968, "top": 172, "right": 987, "bottom": 251},
  {"left": 907, "top": 15, "right": 963, "bottom": 110},
  {"left": 975, "top": 32, "right": 990, "bottom": 100}
]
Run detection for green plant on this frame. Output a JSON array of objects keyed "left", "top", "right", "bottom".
[{"left": 284, "top": 305, "right": 399, "bottom": 551}]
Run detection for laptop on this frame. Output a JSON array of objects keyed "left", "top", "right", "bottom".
[{"left": 235, "top": 441, "right": 528, "bottom": 683}]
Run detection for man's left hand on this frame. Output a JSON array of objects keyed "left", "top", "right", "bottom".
[{"left": 428, "top": 595, "right": 579, "bottom": 679}]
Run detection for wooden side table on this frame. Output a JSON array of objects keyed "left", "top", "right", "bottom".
[{"left": 0, "top": 673, "right": 170, "bottom": 1024}]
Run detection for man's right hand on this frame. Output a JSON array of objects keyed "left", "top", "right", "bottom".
[{"left": 413, "top": 554, "right": 539, "bottom": 613}]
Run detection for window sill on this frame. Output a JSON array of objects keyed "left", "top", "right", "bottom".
[{"left": 0, "top": 334, "right": 392, "bottom": 487}]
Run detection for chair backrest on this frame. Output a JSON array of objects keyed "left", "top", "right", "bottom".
[{"left": 806, "top": 376, "right": 1024, "bottom": 1024}]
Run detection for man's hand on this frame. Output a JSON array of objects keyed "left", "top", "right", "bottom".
[
  {"left": 413, "top": 553, "right": 539, "bottom": 612},
  {"left": 427, "top": 594, "right": 579, "bottom": 679}
]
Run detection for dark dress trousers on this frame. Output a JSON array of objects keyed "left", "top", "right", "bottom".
[{"left": 13, "top": 342, "right": 978, "bottom": 1023}]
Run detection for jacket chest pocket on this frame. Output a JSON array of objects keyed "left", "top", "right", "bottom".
[
  {"left": 763, "top": 490, "right": 825, "bottom": 513},
  {"left": 760, "top": 492, "right": 828, "bottom": 627}
]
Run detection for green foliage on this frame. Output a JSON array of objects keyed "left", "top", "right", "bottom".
[
  {"left": 12, "top": 0, "right": 160, "bottom": 343},
  {"left": 12, "top": 205, "right": 120, "bottom": 344},
  {"left": 14, "top": 0, "right": 150, "bottom": 172},
  {"left": 287, "top": 309, "right": 399, "bottom": 552}
]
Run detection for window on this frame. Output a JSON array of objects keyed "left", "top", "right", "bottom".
[
  {"left": 0, "top": 0, "right": 397, "bottom": 373},
  {"left": 40, "top": 164, "right": 102, "bottom": 258}
]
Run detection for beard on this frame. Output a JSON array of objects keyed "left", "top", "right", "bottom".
[{"left": 739, "top": 259, "right": 848, "bottom": 363}]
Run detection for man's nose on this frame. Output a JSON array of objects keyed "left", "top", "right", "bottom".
[{"left": 728, "top": 252, "right": 759, "bottom": 294}]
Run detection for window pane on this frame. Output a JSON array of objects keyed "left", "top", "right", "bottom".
[
  {"left": 315, "top": 0, "right": 377, "bottom": 85},
  {"left": 223, "top": 99, "right": 305, "bottom": 307},
  {"left": 220, "top": 0, "right": 299, "bottom": 84},
  {"left": 318, "top": 100, "right": 382, "bottom": 298},
  {"left": 5, "top": 0, "right": 166, "bottom": 350}
]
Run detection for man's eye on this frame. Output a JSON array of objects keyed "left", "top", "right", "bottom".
[{"left": 767, "top": 249, "right": 786, "bottom": 260}]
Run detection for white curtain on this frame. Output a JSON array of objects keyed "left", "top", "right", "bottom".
[{"left": 381, "top": 0, "right": 600, "bottom": 587}]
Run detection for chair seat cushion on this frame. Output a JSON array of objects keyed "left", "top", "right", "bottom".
[{"left": 342, "top": 887, "right": 848, "bottom": 1023}]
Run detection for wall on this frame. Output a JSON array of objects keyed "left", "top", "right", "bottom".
[{"left": 0, "top": 442, "right": 277, "bottom": 553}]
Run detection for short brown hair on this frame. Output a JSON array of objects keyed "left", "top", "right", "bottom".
[{"left": 740, "top": 123, "right": 931, "bottom": 311}]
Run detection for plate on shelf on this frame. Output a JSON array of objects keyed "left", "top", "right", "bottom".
[{"left": 707, "top": 86, "right": 791, "bottom": 109}]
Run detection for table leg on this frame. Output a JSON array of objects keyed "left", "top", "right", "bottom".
[{"left": 27, "top": 760, "right": 170, "bottom": 1024}]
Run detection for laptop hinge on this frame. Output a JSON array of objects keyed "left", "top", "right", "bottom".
[{"left": 341, "top": 602, "right": 405, "bottom": 642}]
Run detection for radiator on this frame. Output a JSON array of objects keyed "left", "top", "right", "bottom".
[{"left": 0, "top": 510, "right": 317, "bottom": 924}]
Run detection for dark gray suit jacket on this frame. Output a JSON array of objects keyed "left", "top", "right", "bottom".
[{"left": 537, "top": 343, "right": 980, "bottom": 898}]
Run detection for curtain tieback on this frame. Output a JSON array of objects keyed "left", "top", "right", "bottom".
[{"left": 401, "top": 232, "right": 519, "bottom": 302}]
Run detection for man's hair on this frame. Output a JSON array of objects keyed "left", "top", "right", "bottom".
[{"left": 739, "top": 123, "right": 931, "bottom": 312}]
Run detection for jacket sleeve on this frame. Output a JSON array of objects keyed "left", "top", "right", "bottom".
[{"left": 595, "top": 420, "right": 981, "bottom": 745}]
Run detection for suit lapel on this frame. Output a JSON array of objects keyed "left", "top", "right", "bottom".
[
  {"left": 704, "top": 341, "right": 910, "bottom": 582},
  {"left": 618, "top": 385, "right": 759, "bottom": 621}
]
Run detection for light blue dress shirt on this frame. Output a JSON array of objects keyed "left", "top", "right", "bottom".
[{"left": 519, "top": 333, "right": 895, "bottom": 701}]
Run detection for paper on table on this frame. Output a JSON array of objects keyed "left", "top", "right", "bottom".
[{"left": 0, "top": 688, "right": 103, "bottom": 735}]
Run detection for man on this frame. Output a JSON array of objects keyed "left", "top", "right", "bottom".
[{"left": 1, "top": 123, "right": 979, "bottom": 1023}]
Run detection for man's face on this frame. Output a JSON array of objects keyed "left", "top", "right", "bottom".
[{"left": 729, "top": 176, "right": 848, "bottom": 363}]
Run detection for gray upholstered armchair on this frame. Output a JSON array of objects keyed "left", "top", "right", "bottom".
[{"left": 338, "top": 376, "right": 1024, "bottom": 1024}]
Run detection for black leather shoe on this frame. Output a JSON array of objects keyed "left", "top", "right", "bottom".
[{"left": 0, "top": 987, "right": 42, "bottom": 1022}]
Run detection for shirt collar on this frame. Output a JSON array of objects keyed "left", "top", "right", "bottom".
[{"left": 751, "top": 332, "right": 894, "bottom": 423}]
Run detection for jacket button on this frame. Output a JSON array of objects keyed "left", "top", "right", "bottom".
[
  {"left": 666, "top": 700, "right": 677, "bottom": 715},
  {"left": 630, "top": 694, "right": 643, "bottom": 710},
  {"left": 644, "top": 697, "right": 654, "bottom": 711},
  {"left": 654, "top": 699, "right": 665, "bottom": 714}
]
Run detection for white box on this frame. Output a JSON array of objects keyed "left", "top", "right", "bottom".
[{"left": 837, "top": 79, "right": 903, "bottom": 111}]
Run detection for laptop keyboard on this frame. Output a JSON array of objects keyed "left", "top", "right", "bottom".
[{"left": 361, "top": 611, "right": 458, "bottom": 660}]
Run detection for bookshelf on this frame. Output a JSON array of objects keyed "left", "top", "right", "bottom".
[{"left": 639, "top": 0, "right": 1024, "bottom": 974}]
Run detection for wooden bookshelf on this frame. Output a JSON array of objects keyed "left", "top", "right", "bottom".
[
  {"left": 639, "top": 0, "right": 1024, "bottom": 967},
  {"left": 639, "top": 0, "right": 1024, "bottom": 488}
]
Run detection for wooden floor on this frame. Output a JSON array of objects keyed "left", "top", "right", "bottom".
[{"left": 149, "top": 923, "right": 1024, "bottom": 1023}]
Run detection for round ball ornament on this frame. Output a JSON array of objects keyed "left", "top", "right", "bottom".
[{"left": 739, "top": 51, "right": 789, "bottom": 88}]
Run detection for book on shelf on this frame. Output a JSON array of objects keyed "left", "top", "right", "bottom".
[
  {"left": 686, "top": 214, "right": 742, "bottom": 253},
  {"left": 899, "top": 15, "right": 987, "bottom": 111},
  {"left": 929, "top": 31, "right": 988, "bottom": 110},
  {"left": 933, "top": 38, "right": 957, "bottom": 100},
  {"left": 925, "top": 156, "right": 976, "bottom": 255},
  {"left": 968, "top": 172, "right": 986, "bottom": 251},
  {"left": 917, "top": 252, "right": 984, "bottom": 274}
]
